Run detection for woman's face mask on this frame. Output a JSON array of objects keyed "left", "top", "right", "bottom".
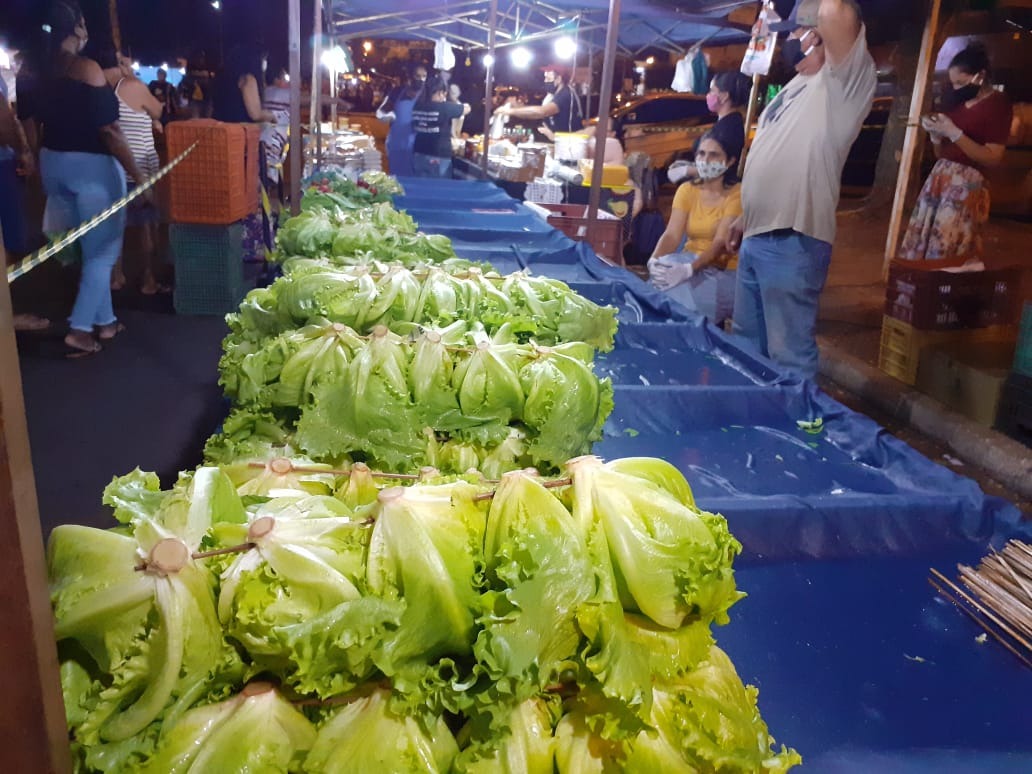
[
  {"left": 946, "top": 76, "right": 983, "bottom": 108},
  {"left": 705, "top": 90, "right": 723, "bottom": 114},
  {"left": 695, "top": 159, "right": 729, "bottom": 180}
]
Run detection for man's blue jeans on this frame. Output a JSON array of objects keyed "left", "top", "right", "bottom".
[{"left": 732, "top": 229, "right": 832, "bottom": 380}]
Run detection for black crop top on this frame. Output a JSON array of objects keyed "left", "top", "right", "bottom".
[{"left": 38, "top": 78, "right": 119, "bottom": 155}]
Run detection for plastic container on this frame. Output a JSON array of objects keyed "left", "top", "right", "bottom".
[
  {"left": 1013, "top": 301, "right": 1032, "bottom": 378},
  {"left": 877, "top": 315, "right": 1016, "bottom": 385},
  {"left": 524, "top": 178, "right": 563, "bottom": 204},
  {"left": 553, "top": 132, "right": 589, "bottom": 161},
  {"left": 167, "top": 120, "right": 260, "bottom": 225},
  {"left": 540, "top": 203, "right": 624, "bottom": 266},
  {"left": 577, "top": 159, "right": 631, "bottom": 188},
  {"left": 171, "top": 223, "right": 249, "bottom": 315},
  {"left": 884, "top": 260, "right": 1023, "bottom": 331}
]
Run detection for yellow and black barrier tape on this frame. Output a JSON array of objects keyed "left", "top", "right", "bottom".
[{"left": 6, "top": 141, "right": 199, "bottom": 282}]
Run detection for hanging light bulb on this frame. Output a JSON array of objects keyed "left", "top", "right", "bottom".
[
  {"left": 554, "top": 36, "right": 577, "bottom": 60},
  {"left": 483, "top": 53, "right": 495, "bottom": 68},
  {"left": 510, "top": 46, "right": 532, "bottom": 69}
]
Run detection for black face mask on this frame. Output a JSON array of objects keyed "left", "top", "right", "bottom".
[
  {"left": 545, "top": 80, "right": 558, "bottom": 95},
  {"left": 781, "top": 38, "right": 806, "bottom": 70},
  {"left": 942, "top": 81, "right": 980, "bottom": 110}
]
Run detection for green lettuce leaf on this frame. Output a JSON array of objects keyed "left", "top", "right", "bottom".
[
  {"left": 135, "top": 684, "right": 316, "bottom": 773},
  {"left": 520, "top": 347, "right": 613, "bottom": 469},
  {"left": 625, "top": 646, "right": 802, "bottom": 773},
  {"left": 305, "top": 688, "right": 458, "bottom": 773},
  {"left": 366, "top": 483, "right": 485, "bottom": 673},
  {"left": 475, "top": 472, "right": 595, "bottom": 695},
  {"left": 454, "top": 696, "right": 559, "bottom": 774},
  {"left": 567, "top": 456, "right": 743, "bottom": 630}
]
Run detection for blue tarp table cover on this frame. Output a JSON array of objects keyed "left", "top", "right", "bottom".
[{"left": 393, "top": 180, "right": 1032, "bottom": 771}]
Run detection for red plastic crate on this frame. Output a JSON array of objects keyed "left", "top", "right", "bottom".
[
  {"left": 540, "top": 203, "right": 624, "bottom": 265},
  {"left": 885, "top": 260, "right": 1023, "bottom": 331},
  {"left": 167, "top": 120, "right": 260, "bottom": 225}
]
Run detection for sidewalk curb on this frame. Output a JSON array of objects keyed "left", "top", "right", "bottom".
[{"left": 818, "top": 338, "right": 1032, "bottom": 502}]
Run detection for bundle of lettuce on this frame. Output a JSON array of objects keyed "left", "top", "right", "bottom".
[
  {"left": 212, "top": 320, "right": 614, "bottom": 476},
  {"left": 225, "top": 263, "right": 617, "bottom": 351},
  {"left": 299, "top": 168, "right": 404, "bottom": 212},
  {"left": 275, "top": 201, "right": 465, "bottom": 268},
  {"left": 50, "top": 456, "right": 800, "bottom": 772}
]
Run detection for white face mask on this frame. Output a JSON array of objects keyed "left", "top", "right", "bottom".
[{"left": 696, "top": 159, "right": 729, "bottom": 180}]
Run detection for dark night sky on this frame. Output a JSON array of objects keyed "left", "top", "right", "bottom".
[{"left": 3, "top": 0, "right": 305, "bottom": 69}]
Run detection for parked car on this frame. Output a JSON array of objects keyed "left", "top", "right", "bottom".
[{"left": 600, "top": 90, "right": 892, "bottom": 191}]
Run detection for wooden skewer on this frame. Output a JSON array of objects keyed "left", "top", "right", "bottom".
[
  {"left": 929, "top": 577, "right": 1032, "bottom": 670},
  {"left": 930, "top": 568, "right": 1032, "bottom": 654},
  {"left": 473, "top": 477, "right": 572, "bottom": 502}
]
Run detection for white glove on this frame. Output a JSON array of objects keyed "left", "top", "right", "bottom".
[
  {"left": 651, "top": 261, "right": 693, "bottom": 291},
  {"left": 667, "top": 160, "right": 694, "bottom": 185}
]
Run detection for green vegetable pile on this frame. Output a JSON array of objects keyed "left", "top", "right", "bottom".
[
  {"left": 51, "top": 458, "right": 799, "bottom": 772},
  {"left": 49, "top": 171, "right": 798, "bottom": 771},
  {"left": 213, "top": 188, "right": 618, "bottom": 475}
]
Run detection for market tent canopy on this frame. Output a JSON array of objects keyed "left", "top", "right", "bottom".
[{"left": 329, "top": 0, "right": 758, "bottom": 57}]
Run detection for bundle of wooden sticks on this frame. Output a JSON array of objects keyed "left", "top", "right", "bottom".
[{"left": 930, "top": 540, "right": 1032, "bottom": 669}]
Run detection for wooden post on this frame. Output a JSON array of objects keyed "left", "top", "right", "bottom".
[
  {"left": 481, "top": 0, "right": 498, "bottom": 180},
  {"left": 289, "top": 0, "right": 302, "bottom": 215},
  {"left": 882, "top": 0, "right": 943, "bottom": 276},
  {"left": 738, "top": 73, "right": 761, "bottom": 178},
  {"left": 587, "top": 0, "right": 621, "bottom": 264},
  {"left": 0, "top": 228, "right": 72, "bottom": 771}
]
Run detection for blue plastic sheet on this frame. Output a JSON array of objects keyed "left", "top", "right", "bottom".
[{"left": 398, "top": 180, "right": 1032, "bottom": 770}]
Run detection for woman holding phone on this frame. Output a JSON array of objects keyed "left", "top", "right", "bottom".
[{"left": 899, "top": 43, "right": 1013, "bottom": 264}]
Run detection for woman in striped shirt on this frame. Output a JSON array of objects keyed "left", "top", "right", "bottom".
[{"left": 98, "top": 50, "right": 166, "bottom": 295}]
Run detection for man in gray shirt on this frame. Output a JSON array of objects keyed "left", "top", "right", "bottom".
[{"left": 728, "top": 0, "right": 875, "bottom": 378}]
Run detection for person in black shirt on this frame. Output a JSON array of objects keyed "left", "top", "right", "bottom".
[
  {"left": 669, "top": 71, "right": 751, "bottom": 183},
  {"left": 493, "top": 63, "right": 583, "bottom": 141},
  {"left": 148, "top": 68, "right": 175, "bottom": 123},
  {"left": 411, "top": 77, "right": 469, "bottom": 178}
]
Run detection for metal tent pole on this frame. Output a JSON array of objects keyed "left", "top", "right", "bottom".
[
  {"left": 481, "top": 0, "right": 499, "bottom": 179},
  {"left": 312, "top": 1, "right": 325, "bottom": 170},
  {"left": 289, "top": 0, "right": 303, "bottom": 215},
  {"left": 587, "top": 0, "right": 621, "bottom": 263}
]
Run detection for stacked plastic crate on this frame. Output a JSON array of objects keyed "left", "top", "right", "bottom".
[
  {"left": 166, "top": 120, "right": 260, "bottom": 315},
  {"left": 996, "top": 301, "right": 1032, "bottom": 443},
  {"left": 879, "top": 260, "right": 1024, "bottom": 426}
]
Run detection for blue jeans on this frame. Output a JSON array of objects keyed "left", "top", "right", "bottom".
[
  {"left": 732, "top": 230, "right": 832, "bottom": 379},
  {"left": 40, "top": 149, "right": 127, "bottom": 333},
  {"left": 412, "top": 153, "right": 452, "bottom": 179}
]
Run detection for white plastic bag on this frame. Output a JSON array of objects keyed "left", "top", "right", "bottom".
[
  {"left": 740, "top": 1, "right": 780, "bottom": 77},
  {"left": 434, "top": 38, "right": 456, "bottom": 71},
  {"left": 671, "top": 57, "right": 693, "bottom": 93}
]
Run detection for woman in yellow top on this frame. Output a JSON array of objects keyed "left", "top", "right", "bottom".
[{"left": 648, "top": 132, "right": 742, "bottom": 325}]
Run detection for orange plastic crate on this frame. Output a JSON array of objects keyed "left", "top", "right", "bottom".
[{"left": 167, "top": 120, "right": 259, "bottom": 225}]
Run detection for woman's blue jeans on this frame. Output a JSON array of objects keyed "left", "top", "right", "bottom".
[
  {"left": 40, "top": 149, "right": 126, "bottom": 333},
  {"left": 732, "top": 229, "right": 832, "bottom": 380}
]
